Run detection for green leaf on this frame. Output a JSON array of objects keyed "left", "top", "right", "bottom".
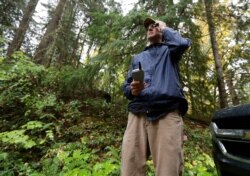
[
  {"left": 0, "top": 130, "right": 37, "bottom": 149},
  {"left": 0, "top": 152, "right": 8, "bottom": 161},
  {"left": 21, "top": 121, "right": 44, "bottom": 130}
]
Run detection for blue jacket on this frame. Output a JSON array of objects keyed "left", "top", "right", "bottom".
[{"left": 123, "top": 27, "right": 192, "bottom": 116}]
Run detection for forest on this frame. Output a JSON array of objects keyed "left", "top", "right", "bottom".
[{"left": 0, "top": 0, "right": 249, "bottom": 175}]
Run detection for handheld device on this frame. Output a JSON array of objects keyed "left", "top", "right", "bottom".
[{"left": 132, "top": 62, "right": 144, "bottom": 82}]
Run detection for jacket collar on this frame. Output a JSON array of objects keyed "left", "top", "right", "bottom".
[{"left": 144, "top": 42, "right": 166, "bottom": 51}]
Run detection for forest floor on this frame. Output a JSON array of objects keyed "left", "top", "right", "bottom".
[{"left": 0, "top": 111, "right": 218, "bottom": 176}]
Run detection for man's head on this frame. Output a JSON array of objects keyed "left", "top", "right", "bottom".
[{"left": 144, "top": 18, "right": 166, "bottom": 45}]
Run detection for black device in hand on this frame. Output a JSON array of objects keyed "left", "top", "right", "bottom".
[{"left": 132, "top": 62, "right": 144, "bottom": 82}]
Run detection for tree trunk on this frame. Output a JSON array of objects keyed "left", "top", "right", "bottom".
[
  {"left": 7, "top": 0, "right": 39, "bottom": 57},
  {"left": 56, "top": 1, "right": 78, "bottom": 67},
  {"left": 167, "top": 0, "right": 173, "bottom": 6},
  {"left": 156, "top": 0, "right": 165, "bottom": 16},
  {"left": 226, "top": 70, "right": 240, "bottom": 105},
  {"left": 204, "top": 0, "right": 228, "bottom": 108},
  {"left": 71, "top": 23, "right": 84, "bottom": 67},
  {"left": 34, "top": 0, "right": 67, "bottom": 67}
]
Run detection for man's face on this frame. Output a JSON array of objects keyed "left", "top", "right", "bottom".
[{"left": 147, "top": 22, "right": 162, "bottom": 43}]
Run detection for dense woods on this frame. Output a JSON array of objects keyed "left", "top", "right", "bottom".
[{"left": 0, "top": 0, "right": 249, "bottom": 175}]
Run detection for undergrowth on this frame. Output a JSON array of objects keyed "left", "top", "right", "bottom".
[{"left": 0, "top": 53, "right": 217, "bottom": 175}]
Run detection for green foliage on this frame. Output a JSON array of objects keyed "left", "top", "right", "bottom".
[
  {"left": 58, "top": 149, "right": 92, "bottom": 175},
  {"left": 184, "top": 153, "right": 216, "bottom": 176},
  {"left": 0, "top": 119, "right": 55, "bottom": 150},
  {"left": 63, "top": 100, "right": 82, "bottom": 119},
  {"left": 1, "top": 120, "right": 216, "bottom": 176},
  {"left": 0, "top": 37, "right": 6, "bottom": 58},
  {"left": 0, "top": 0, "right": 25, "bottom": 35},
  {"left": 28, "top": 142, "right": 121, "bottom": 176},
  {"left": 183, "top": 122, "right": 217, "bottom": 176},
  {"left": 2, "top": 0, "right": 250, "bottom": 175},
  {"left": 0, "top": 53, "right": 124, "bottom": 175},
  {"left": 0, "top": 52, "right": 45, "bottom": 111},
  {"left": 0, "top": 129, "right": 36, "bottom": 149},
  {"left": 0, "top": 150, "right": 36, "bottom": 176},
  {"left": 0, "top": 52, "right": 219, "bottom": 176}
]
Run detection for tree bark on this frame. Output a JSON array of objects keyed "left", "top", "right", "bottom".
[
  {"left": 167, "top": 0, "right": 174, "bottom": 6},
  {"left": 71, "top": 23, "right": 84, "bottom": 67},
  {"left": 156, "top": 0, "right": 166, "bottom": 16},
  {"left": 204, "top": 0, "right": 228, "bottom": 108},
  {"left": 7, "top": 0, "right": 39, "bottom": 57},
  {"left": 57, "top": 0, "right": 78, "bottom": 67},
  {"left": 34, "top": 0, "right": 67, "bottom": 67},
  {"left": 226, "top": 70, "right": 240, "bottom": 105}
]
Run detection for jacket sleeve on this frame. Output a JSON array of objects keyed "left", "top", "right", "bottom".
[
  {"left": 162, "top": 27, "right": 192, "bottom": 58},
  {"left": 122, "top": 61, "right": 134, "bottom": 100}
]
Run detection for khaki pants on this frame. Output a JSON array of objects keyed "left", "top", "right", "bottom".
[{"left": 121, "top": 111, "right": 184, "bottom": 176}]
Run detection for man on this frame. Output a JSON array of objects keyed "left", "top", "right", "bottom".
[{"left": 121, "top": 17, "right": 191, "bottom": 176}]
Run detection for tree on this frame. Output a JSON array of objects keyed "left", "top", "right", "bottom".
[
  {"left": 7, "top": 0, "right": 39, "bottom": 57},
  {"left": 224, "top": 1, "right": 250, "bottom": 104},
  {"left": 53, "top": 0, "right": 79, "bottom": 67},
  {"left": 0, "top": 0, "right": 25, "bottom": 36},
  {"left": 204, "top": 0, "right": 228, "bottom": 108},
  {"left": 0, "top": 0, "right": 25, "bottom": 55},
  {"left": 34, "top": 0, "right": 67, "bottom": 67}
]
